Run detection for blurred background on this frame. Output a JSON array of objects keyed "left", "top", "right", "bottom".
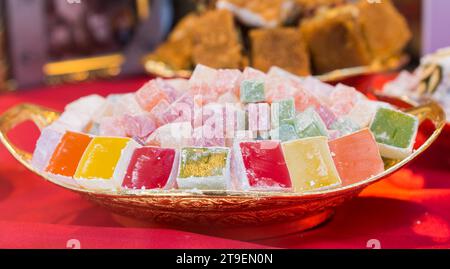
[{"left": 0, "top": 0, "right": 448, "bottom": 91}]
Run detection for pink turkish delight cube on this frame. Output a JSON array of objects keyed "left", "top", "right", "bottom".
[
  {"left": 122, "top": 147, "right": 178, "bottom": 190},
  {"left": 329, "top": 84, "right": 367, "bottom": 117},
  {"left": 234, "top": 140, "right": 292, "bottom": 190},
  {"left": 214, "top": 69, "right": 242, "bottom": 95}
]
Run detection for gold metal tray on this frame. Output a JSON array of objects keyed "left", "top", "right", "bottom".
[
  {"left": 143, "top": 54, "right": 409, "bottom": 82},
  {"left": 0, "top": 99, "right": 445, "bottom": 235}
]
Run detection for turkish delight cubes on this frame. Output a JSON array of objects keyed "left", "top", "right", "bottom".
[
  {"left": 282, "top": 137, "right": 341, "bottom": 192},
  {"left": 146, "top": 121, "right": 193, "bottom": 149},
  {"left": 271, "top": 107, "right": 327, "bottom": 142},
  {"left": 330, "top": 117, "right": 360, "bottom": 137},
  {"left": 329, "top": 129, "right": 384, "bottom": 184},
  {"left": 65, "top": 94, "right": 106, "bottom": 117},
  {"left": 247, "top": 103, "right": 271, "bottom": 138},
  {"left": 271, "top": 98, "right": 295, "bottom": 128},
  {"left": 122, "top": 147, "right": 178, "bottom": 190},
  {"left": 45, "top": 131, "right": 93, "bottom": 185},
  {"left": 29, "top": 63, "right": 421, "bottom": 196},
  {"left": 189, "top": 64, "right": 217, "bottom": 89},
  {"left": 346, "top": 100, "right": 392, "bottom": 128},
  {"left": 294, "top": 107, "right": 328, "bottom": 138},
  {"left": 34, "top": 128, "right": 179, "bottom": 191},
  {"left": 235, "top": 140, "right": 291, "bottom": 190},
  {"left": 135, "top": 81, "right": 171, "bottom": 112},
  {"left": 177, "top": 147, "right": 231, "bottom": 190},
  {"left": 270, "top": 124, "right": 299, "bottom": 142},
  {"left": 74, "top": 137, "right": 139, "bottom": 190},
  {"left": 52, "top": 95, "right": 105, "bottom": 132},
  {"left": 240, "top": 80, "right": 265, "bottom": 103},
  {"left": 370, "top": 108, "right": 418, "bottom": 160},
  {"left": 31, "top": 127, "right": 64, "bottom": 172},
  {"left": 256, "top": 103, "right": 271, "bottom": 132}
]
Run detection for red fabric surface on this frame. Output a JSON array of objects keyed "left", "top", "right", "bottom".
[{"left": 0, "top": 75, "right": 449, "bottom": 249}]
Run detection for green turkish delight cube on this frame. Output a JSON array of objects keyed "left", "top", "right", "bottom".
[
  {"left": 270, "top": 123, "right": 299, "bottom": 142},
  {"left": 330, "top": 117, "right": 360, "bottom": 137},
  {"left": 369, "top": 107, "right": 419, "bottom": 160},
  {"left": 271, "top": 98, "right": 295, "bottom": 128},
  {"left": 295, "top": 107, "right": 328, "bottom": 138},
  {"left": 240, "top": 80, "right": 265, "bottom": 103}
]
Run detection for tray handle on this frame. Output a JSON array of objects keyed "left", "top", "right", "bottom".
[
  {"left": 404, "top": 100, "right": 446, "bottom": 128},
  {"left": 0, "top": 103, "right": 60, "bottom": 165}
]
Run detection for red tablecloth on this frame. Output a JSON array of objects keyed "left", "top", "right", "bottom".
[{"left": 0, "top": 75, "right": 449, "bottom": 249}]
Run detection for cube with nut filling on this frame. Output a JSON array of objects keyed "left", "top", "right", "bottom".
[{"left": 177, "top": 147, "right": 232, "bottom": 190}]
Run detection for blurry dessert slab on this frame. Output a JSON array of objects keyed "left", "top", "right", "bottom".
[
  {"left": 300, "top": 0, "right": 411, "bottom": 74},
  {"left": 146, "top": 0, "right": 411, "bottom": 77},
  {"left": 300, "top": 5, "right": 372, "bottom": 74},
  {"left": 167, "top": 13, "right": 200, "bottom": 43},
  {"left": 294, "top": 0, "right": 346, "bottom": 18},
  {"left": 191, "top": 9, "right": 244, "bottom": 68},
  {"left": 150, "top": 9, "right": 244, "bottom": 70},
  {"left": 356, "top": 0, "right": 411, "bottom": 61},
  {"left": 147, "top": 14, "right": 199, "bottom": 70},
  {"left": 149, "top": 39, "right": 193, "bottom": 70},
  {"left": 250, "top": 28, "right": 310, "bottom": 76}
]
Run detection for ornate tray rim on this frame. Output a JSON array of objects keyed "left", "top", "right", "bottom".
[{"left": 142, "top": 54, "right": 409, "bottom": 82}]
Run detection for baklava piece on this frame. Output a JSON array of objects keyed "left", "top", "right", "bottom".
[
  {"left": 300, "top": 5, "right": 372, "bottom": 74},
  {"left": 356, "top": 0, "right": 412, "bottom": 60},
  {"left": 191, "top": 9, "right": 244, "bottom": 69},
  {"left": 250, "top": 27, "right": 310, "bottom": 76},
  {"left": 148, "top": 13, "right": 200, "bottom": 70}
]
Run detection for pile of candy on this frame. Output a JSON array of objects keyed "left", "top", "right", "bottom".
[
  {"left": 383, "top": 47, "right": 450, "bottom": 121},
  {"left": 31, "top": 64, "right": 419, "bottom": 193}
]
